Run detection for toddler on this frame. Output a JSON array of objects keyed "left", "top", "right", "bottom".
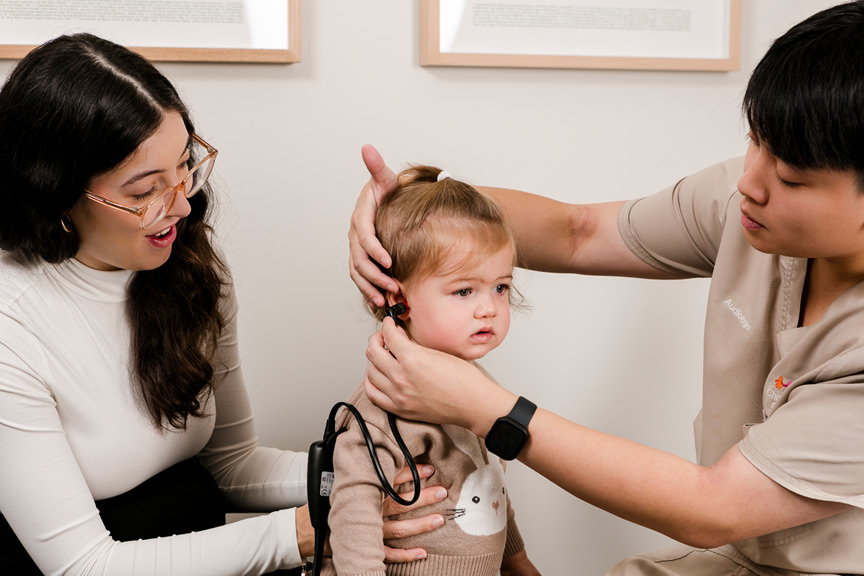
[{"left": 322, "top": 166, "right": 540, "bottom": 576}]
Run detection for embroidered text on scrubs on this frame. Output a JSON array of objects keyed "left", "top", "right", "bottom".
[{"left": 722, "top": 299, "right": 752, "bottom": 332}]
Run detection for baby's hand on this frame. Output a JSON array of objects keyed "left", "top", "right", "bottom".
[{"left": 500, "top": 549, "right": 542, "bottom": 576}]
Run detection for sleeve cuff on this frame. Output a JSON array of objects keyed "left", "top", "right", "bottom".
[
  {"left": 503, "top": 520, "right": 525, "bottom": 557},
  {"left": 276, "top": 508, "right": 305, "bottom": 569}
]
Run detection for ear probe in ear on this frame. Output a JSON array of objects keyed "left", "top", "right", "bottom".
[{"left": 386, "top": 302, "right": 407, "bottom": 320}]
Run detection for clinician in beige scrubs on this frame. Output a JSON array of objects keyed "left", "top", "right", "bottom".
[{"left": 348, "top": 2, "right": 864, "bottom": 575}]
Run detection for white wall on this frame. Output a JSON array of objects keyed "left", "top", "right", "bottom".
[{"left": 0, "top": 1, "right": 842, "bottom": 573}]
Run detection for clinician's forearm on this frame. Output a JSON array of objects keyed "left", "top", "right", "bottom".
[
  {"left": 478, "top": 188, "right": 665, "bottom": 278},
  {"left": 478, "top": 186, "right": 592, "bottom": 272},
  {"left": 516, "top": 410, "right": 717, "bottom": 546},
  {"left": 514, "top": 409, "right": 849, "bottom": 548}
]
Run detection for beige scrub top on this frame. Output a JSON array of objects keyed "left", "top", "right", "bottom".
[{"left": 617, "top": 157, "right": 864, "bottom": 575}]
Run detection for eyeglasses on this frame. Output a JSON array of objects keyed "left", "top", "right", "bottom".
[{"left": 83, "top": 134, "right": 218, "bottom": 230}]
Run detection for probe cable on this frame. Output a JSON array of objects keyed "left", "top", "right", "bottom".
[{"left": 307, "top": 401, "right": 421, "bottom": 575}]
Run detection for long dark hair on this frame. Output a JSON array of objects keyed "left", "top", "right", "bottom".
[{"left": 0, "top": 33, "right": 226, "bottom": 429}]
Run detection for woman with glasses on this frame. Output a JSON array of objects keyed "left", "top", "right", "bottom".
[{"left": 0, "top": 34, "right": 436, "bottom": 576}]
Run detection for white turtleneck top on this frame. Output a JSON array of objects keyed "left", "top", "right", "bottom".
[{"left": 0, "top": 253, "right": 306, "bottom": 576}]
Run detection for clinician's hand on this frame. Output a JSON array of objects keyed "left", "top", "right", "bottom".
[
  {"left": 382, "top": 464, "right": 448, "bottom": 562},
  {"left": 349, "top": 144, "right": 400, "bottom": 308},
  {"left": 364, "top": 318, "right": 516, "bottom": 437}
]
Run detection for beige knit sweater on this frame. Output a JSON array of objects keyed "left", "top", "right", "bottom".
[{"left": 319, "top": 383, "right": 525, "bottom": 576}]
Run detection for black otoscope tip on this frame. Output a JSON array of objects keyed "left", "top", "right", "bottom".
[{"left": 386, "top": 302, "right": 407, "bottom": 320}]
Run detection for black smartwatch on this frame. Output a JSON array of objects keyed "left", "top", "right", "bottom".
[{"left": 484, "top": 396, "right": 536, "bottom": 460}]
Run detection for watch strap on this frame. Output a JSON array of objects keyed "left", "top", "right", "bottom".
[{"left": 508, "top": 396, "right": 537, "bottom": 427}]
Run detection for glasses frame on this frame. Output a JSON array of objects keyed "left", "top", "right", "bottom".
[{"left": 82, "top": 134, "right": 218, "bottom": 230}]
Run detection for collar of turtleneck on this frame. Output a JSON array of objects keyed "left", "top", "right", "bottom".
[{"left": 48, "top": 258, "right": 135, "bottom": 303}]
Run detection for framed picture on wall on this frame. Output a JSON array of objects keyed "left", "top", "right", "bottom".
[
  {"left": 421, "top": 0, "right": 741, "bottom": 71},
  {"left": 0, "top": 0, "right": 301, "bottom": 63}
]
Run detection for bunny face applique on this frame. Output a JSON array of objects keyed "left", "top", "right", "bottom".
[{"left": 441, "top": 424, "right": 508, "bottom": 536}]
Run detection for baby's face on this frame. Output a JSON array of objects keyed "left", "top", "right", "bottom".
[{"left": 398, "top": 244, "right": 514, "bottom": 361}]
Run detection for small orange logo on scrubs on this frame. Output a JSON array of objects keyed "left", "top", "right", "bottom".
[{"left": 774, "top": 376, "right": 791, "bottom": 390}]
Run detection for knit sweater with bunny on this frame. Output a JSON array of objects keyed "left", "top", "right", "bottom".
[{"left": 319, "top": 382, "right": 525, "bottom": 576}]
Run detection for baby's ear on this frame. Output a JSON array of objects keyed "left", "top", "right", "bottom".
[{"left": 385, "top": 283, "right": 409, "bottom": 319}]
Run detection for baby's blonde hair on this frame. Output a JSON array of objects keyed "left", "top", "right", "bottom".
[{"left": 372, "top": 165, "right": 515, "bottom": 322}]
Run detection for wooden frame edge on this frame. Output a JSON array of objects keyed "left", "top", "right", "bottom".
[
  {"left": 0, "top": 0, "right": 301, "bottom": 64},
  {"left": 420, "top": 0, "right": 741, "bottom": 72}
]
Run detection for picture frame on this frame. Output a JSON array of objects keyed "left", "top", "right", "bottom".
[
  {"left": 0, "top": 0, "right": 301, "bottom": 63},
  {"left": 420, "top": 0, "right": 741, "bottom": 72}
]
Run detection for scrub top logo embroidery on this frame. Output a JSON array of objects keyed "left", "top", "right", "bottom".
[
  {"left": 766, "top": 376, "right": 791, "bottom": 410},
  {"left": 723, "top": 298, "right": 752, "bottom": 332}
]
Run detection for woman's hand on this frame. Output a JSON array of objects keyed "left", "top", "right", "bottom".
[
  {"left": 295, "top": 504, "right": 315, "bottom": 559},
  {"left": 364, "top": 318, "right": 516, "bottom": 436},
  {"left": 297, "top": 465, "right": 447, "bottom": 563},
  {"left": 349, "top": 144, "right": 400, "bottom": 309},
  {"left": 382, "top": 464, "right": 448, "bottom": 562}
]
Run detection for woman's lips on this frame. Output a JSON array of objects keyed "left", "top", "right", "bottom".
[{"left": 146, "top": 224, "right": 177, "bottom": 247}]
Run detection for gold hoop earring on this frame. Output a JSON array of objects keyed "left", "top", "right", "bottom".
[{"left": 60, "top": 214, "right": 73, "bottom": 233}]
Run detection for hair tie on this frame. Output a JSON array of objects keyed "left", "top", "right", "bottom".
[{"left": 437, "top": 170, "right": 451, "bottom": 182}]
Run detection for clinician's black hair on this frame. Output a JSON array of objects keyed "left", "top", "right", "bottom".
[
  {"left": 743, "top": 1, "right": 864, "bottom": 186},
  {"left": 0, "top": 34, "right": 226, "bottom": 429}
]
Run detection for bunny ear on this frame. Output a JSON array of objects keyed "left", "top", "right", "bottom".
[{"left": 442, "top": 424, "right": 489, "bottom": 466}]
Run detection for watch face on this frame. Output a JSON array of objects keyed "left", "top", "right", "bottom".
[{"left": 486, "top": 418, "right": 527, "bottom": 460}]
